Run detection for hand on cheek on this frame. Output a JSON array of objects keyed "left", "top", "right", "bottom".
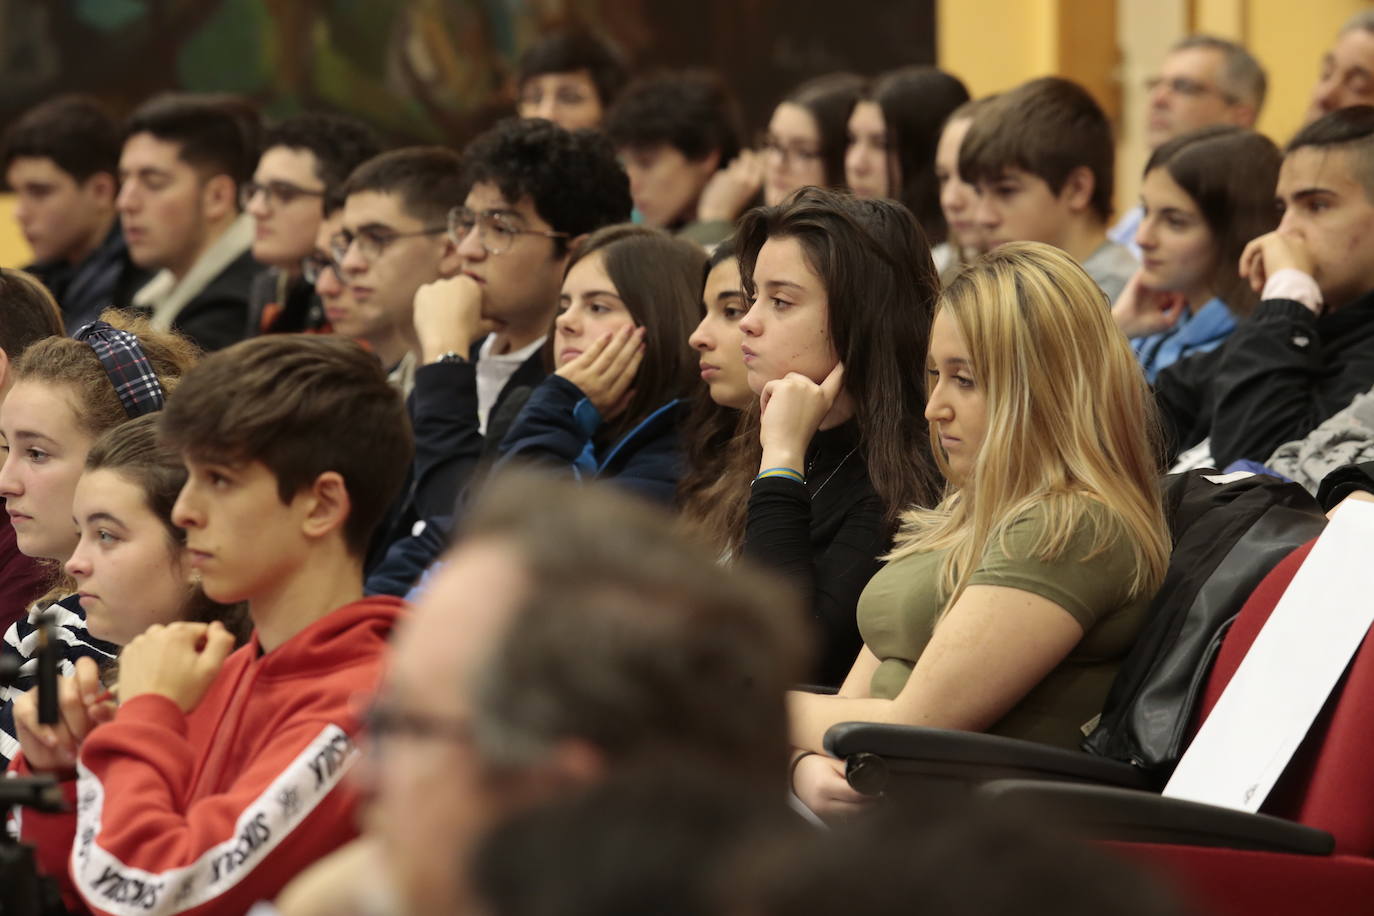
[{"left": 758, "top": 363, "right": 845, "bottom": 472}]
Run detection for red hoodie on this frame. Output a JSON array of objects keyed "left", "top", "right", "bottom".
[{"left": 17, "top": 595, "right": 404, "bottom": 916}]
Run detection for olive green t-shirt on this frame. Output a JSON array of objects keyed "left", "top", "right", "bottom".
[{"left": 858, "top": 502, "right": 1152, "bottom": 751}]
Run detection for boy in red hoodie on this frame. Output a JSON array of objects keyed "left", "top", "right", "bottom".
[{"left": 12, "top": 334, "right": 412, "bottom": 915}]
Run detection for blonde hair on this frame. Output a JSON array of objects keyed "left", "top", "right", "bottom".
[{"left": 889, "top": 242, "right": 1169, "bottom": 614}]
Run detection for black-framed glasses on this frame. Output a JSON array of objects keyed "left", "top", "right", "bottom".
[
  {"left": 330, "top": 225, "right": 448, "bottom": 263},
  {"left": 239, "top": 180, "right": 327, "bottom": 211},
  {"left": 364, "top": 701, "right": 473, "bottom": 746},
  {"left": 448, "top": 206, "right": 569, "bottom": 255},
  {"left": 301, "top": 251, "right": 343, "bottom": 285},
  {"left": 1143, "top": 75, "right": 1238, "bottom": 104},
  {"left": 758, "top": 132, "right": 822, "bottom": 166}
]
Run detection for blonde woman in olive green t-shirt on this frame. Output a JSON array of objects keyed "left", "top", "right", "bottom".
[{"left": 788, "top": 243, "right": 1170, "bottom": 820}]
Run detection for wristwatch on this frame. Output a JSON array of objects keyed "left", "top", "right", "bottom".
[{"left": 432, "top": 350, "right": 465, "bottom": 365}]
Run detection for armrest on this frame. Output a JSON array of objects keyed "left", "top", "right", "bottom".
[
  {"left": 977, "top": 779, "right": 1334, "bottom": 856},
  {"left": 823, "top": 723, "right": 1155, "bottom": 796}
]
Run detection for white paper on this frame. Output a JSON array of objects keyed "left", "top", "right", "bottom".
[{"left": 1163, "top": 498, "right": 1374, "bottom": 812}]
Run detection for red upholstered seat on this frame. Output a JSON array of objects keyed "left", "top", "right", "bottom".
[{"left": 1111, "top": 539, "right": 1374, "bottom": 915}]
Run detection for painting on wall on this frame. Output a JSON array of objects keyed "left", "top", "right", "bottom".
[{"left": 0, "top": 0, "right": 935, "bottom": 144}]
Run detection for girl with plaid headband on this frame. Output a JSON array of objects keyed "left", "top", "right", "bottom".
[{"left": 0, "top": 309, "right": 198, "bottom": 767}]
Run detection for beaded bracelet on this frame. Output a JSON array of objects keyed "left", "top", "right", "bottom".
[{"left": 755, "top": 466, "right": 805, "bottom": 484}]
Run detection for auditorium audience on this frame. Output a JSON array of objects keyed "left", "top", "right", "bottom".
[
  {"left": 960, "top": 77, "right": 1136, "bottom": 300},
  {"left": 787, "top": 243, "right": 1168, "bottom": 818},
  {"left": 515, "top": 29, "right": 628, "bottom": 130},
  {"left": 121, "top": 93, "right": 261, "bottom": 351},
  {"left": 274, "top": 472, "right": 807, "bottom": 916},
  {"left": 1159, "top": 106, "right": 1374, "bottom": 470},
  {"left": 696, "top": 73, "right": 864, "bottom": 235},
  {"left": 4, "top": 22, "right": 1358, "bottom": 915},
  {"left": 1111, "top": 36, "right": 1266, "bottom": 251},
  {"left": 604, "top": 70, "right": 744, "bottom": 244},
  {"left": 932, "top": 97, "right": 994, "bottom": 276},
  {"left": 0, "top": 270, "right": 63, "bottom": 631},
  {"left": 1113, "top": 126, "right": 1281, "bottom": 381},
  {"left": 1306, "top": 10, "right": 1374, "bottom": 125},
  {"left": 2, "top": 95, "right": 150, "bottom": 331},
  {"left": 17, "top": 335, "right": 411, "bottom": 916},
  {"left": 731, "top": 188, "right": 942, "bottom": 686},
  {"left": 0, "top": 311, "right": 198, "bottom": 767},
  {"left": 845, "top": 67, "right": 969, "bottom": 249},
  {"left": 245, "top": 112, "right": 381, "bottom": 335}
]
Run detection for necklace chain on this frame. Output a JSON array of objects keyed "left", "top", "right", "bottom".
[{"left": 807, "top": 445, "right": 860, "bottom": 498}]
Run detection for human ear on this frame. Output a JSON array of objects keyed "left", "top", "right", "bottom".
[
  {"left": 1060, "top": 166, "right": 1096, "bottom": 214},
  {"left": 202, "top": 174, "right": 237, "bottom": 222},
  {"left": 300, "top": 471, "right": 352, "bottom": 541},
  {"left": 83, "top": 172, "right": 117, "bottom": 207}
]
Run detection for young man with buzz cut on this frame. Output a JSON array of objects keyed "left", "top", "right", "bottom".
[
  {"left": 13, "top": 335, "right": 412, "bottom": 916},
  {"left": 959, "top": 76, "right": 1137, "bottom": 301},
  {"left": 2, "top": 94, "right": 150, "bottom": 332},
  {"left": 365, "top": 117, "right": 631, "bottom": 594},
  {"left": 120, "top": 93, "right": 262, "bottom": 352}
]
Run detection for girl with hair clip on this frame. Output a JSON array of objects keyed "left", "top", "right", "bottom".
[
  {"left": 788, "top": 243, "right": 1169, "bottom": 819},
  {"left": 697, "top": 73, "right": 865, "bottom": 230},
  {"left": 1113, "top": 126, "right": 1282, "bottom": 382},
  {"left": 495, "top": 224, "right": 704, "bottom": 501},
  {"left": 679, "top": 238, "right": 752, "bottom": 547},
  {"left": 731, "top": 187, "right": 943, "bottom": 686},
  {"left": 9, "top": 414, "right": 250, "bottom": 774},
  {"left": 0, "top": 310, "right": 199, "bottom": 766},
  {"left": 845, "top": 67, "right": 970, "bottom": 246}
]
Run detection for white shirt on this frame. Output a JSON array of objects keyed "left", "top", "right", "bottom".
[{"left": 476, "top": 334, "right": 545, "bottom": 436}]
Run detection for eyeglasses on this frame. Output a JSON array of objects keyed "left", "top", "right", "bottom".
[
  {"left": 330, "top": 225, "right": 448, "bottom": 263},
  {"left": 239, "top": 180, "right": 327, "bottom": 211},
  {"left": 364, "top": 701, "right": 473, "bottom": 746},
  {"left": 448, "top": 206, "right": 569, "bottom": 255},
  {"left": 1144, "top": 75, "right": 1238, "bottom": 104},
  {"left": 301, "top": 251, "right": 343, "bottom": 285},
  {"left": 759, "top": 133, "right": 822, "bottom": 166}
]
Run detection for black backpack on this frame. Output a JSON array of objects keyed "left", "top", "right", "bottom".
[{"left": 1080, "top": 470, "right": 1327, "bottom": 784}]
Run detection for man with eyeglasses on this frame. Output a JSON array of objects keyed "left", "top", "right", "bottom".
[
  {"left": 119, "top": 93, "right": 261, "bottom": 351},
  {"left": 361, "top": 118, "right": 630, "bottom": 595},
  {"left": 332, "top": 146, "right": 467, "bottom": 402},
  {"left": 243, "top": 113, "right": 380, "bottom": 337},
  {"left": 1111, "top": 36, "right": 1266, "bottom": 253}
]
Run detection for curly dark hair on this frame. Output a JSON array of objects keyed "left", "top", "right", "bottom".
[
  {"left": 461, "top": 117, "right": 631, "bottom": 253},
  {"left": 516, "top": 29, "right": 629, "bottom": 107},
  {"left": 262, "top": 112, "right": 383, "bottom": 196},
  {"left": 603, "top": 70, "right": 743, "bottom": 165}
]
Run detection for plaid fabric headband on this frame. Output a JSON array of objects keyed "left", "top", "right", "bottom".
[{"left": 73, "top": 320, "right": 166, "bottom": 418}]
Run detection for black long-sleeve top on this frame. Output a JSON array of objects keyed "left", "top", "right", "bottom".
[
  {"left": 742, "top": 421, "right": 890, "bottom": 687},
  {"left": 1155, "top": 292, "right": 1374, "bottom": 467}
]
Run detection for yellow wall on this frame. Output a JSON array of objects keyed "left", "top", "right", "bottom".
[
  {"left": 938, "top": 0, "right": 1059, "bottom": 98},
  {"left": 0, "top": 195, "right": 32, "bottom": 268},
  {"left": 1246, "top": 0, "right": 1366, "bottom": 144}
]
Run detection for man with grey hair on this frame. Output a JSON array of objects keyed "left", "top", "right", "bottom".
[
  {"left": 1306, "top": 10, "right": 1374, "bottom": 125},
  {"left": 1112, "top": 34, "right": 1266, "bottom": 252},
  {"left": 270, "top": 471, "right": 809, "bottom": 916}
]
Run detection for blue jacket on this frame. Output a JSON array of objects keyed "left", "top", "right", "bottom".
[
  {"left": 365, "top": 376, "right": 687, "bottom": 597},
  {"left": 496, "top": 374, "right": 687, "bottom": 505},
  {"left": 1132, "top": 297, "right": 1236, "bottom": 383}
]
